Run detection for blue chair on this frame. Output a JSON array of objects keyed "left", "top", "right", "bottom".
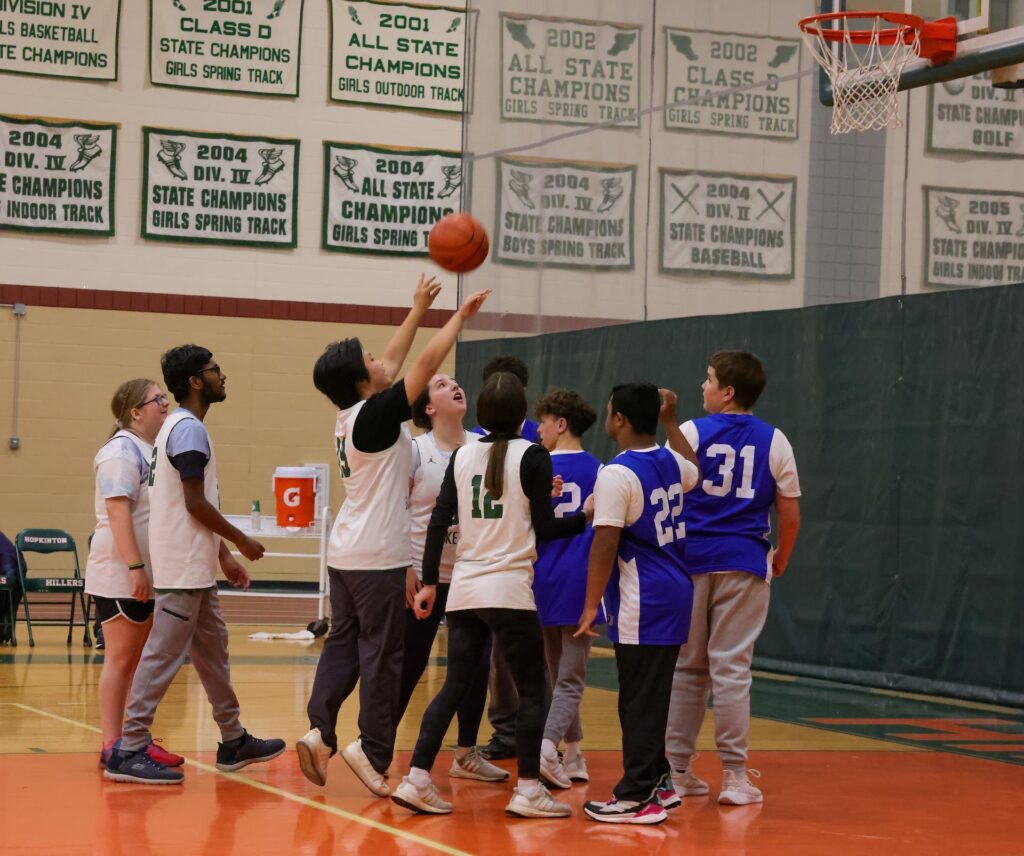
[{"left": 15, "top": 529, "right": 92, "bottom": 648}]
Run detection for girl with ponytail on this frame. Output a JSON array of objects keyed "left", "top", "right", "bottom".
[{"left": 391, "top": 372, "right": 594, "bottom": 820}]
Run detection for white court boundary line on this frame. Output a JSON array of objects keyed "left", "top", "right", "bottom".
[{"left": 4, "top": 702, "right": 475, "bottom": 856}]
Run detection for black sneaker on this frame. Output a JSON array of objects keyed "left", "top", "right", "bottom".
[
  {"left": 104, "top": 747, "right": 184, "bottom": 785},
  {"left": 479, "top": 738, "right": 516, "bottom": 761},
  {"left": 216, "top": 730, "right": 286, "bottom": 772}
]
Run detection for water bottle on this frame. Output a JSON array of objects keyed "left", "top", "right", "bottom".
[{"left": 250, "top": 499, "right": 262, "bottom": 532}]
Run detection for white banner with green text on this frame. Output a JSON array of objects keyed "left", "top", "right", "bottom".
[
  {"left": 928, "top": 73, "right": 1024, "bottom": 158},
  {"left": 663, "top": 28, "right": 800, "bottom": 139},
  {"left": 0, "top": 114, "right": 116, "bottom": 235},
  {"left": 149, "top": 0, "right": 303, "bottom": 96},
  {"left": 660, "top": 169, "right": 795, "bottom": 278},
  {"left": 495, "top": 157, "right": 635, "bottom": 270},
  {"left": 500, "top": 13, "right": 641, "bottom": 127},
  {"left": 925, "top": 186, "right": 1024, "bottom": 288},
  {"left": 0, "top": 0, "right": 121, "bottom": 80},
  {"left": 142, "top": 127, "right": 298, "bottom": 247},
  {"left": 330, "top": 0, "right": 467, "bottom": 112},
  {"left": 322, "top": 142, "right": 461, "bottom": 255}
]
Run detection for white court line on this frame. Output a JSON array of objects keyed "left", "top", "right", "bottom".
[{"left": 5, "top": 702, "right": 475, "bottom": 856}]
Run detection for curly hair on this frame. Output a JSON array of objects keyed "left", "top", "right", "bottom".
[{"left": 534, "top": 388, "right": 597, "bottom": 438}]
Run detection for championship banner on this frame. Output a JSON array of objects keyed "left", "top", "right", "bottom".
[
  {"left": 494, "top": 157, "right": 635, "bottom": 270},
  {"left": 664, "top": 28, "right": 800, "bottom": 139},
  {"left": 925, "top": 186, "right": 1024, "bottom": 288},
  {"left": 0, "top": 114, "right": 116, "bottom": 236},
  {"left": 501, "top": 13, "right": 641, "bottom": 127},
  {"left": 149, "top": 0, "right": 304, "bottom": 96},
  {"left": 322, "top": 142, "right": 462, "bottom": 255},
  {"left": 329, "top": 0, "right": 468, "bottom": 113},
  {"left": 927, "top": 73, "right": 1024, "bottom": 157},
  {"left": 660, "top": 169, "right": 795, "bottom": 278},
  {"left": 141, "top": 127, "right": 298, "bottom": 247},
  {"left": 0, "top": 0, "right": 121, "bottom": 81}
]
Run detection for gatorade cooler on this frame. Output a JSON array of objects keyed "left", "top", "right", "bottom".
[{"left": 273, "top": 466, "right": 319, "bottom": 527}]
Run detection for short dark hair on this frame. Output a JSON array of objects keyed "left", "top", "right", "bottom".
[
  {"left": 708, "top": 350, "right": 767, "bottom": 408},
  {"left": 609, "top": 382, "right": 660, "bottom": 435},
  {"left": 161, "top": 344, "right": 213, "bottom": 404},
  {"left": 535, "top": 388, "right": 597, "bottom": 438},
  {"left": 483, "top": 355, "right": 529, "bottom": 387},
  {"left": 313, "top": 338, "right": 369, "bottom": 410},
  {"left": 411, "top": 386, "right": 432, "bottom": 430}
]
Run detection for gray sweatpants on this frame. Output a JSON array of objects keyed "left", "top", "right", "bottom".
[
  {"left": 665, "top": 571, "right": 770, "bottom": 771},
  {"left": 542, "top": 626, "right": 592, "bottom": 745},
  {"left": 122, "top": 586, "right": 242, "bottom": 752}
]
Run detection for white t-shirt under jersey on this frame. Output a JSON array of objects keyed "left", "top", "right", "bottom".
[
  {"left": 409, "top": 430, "right": 478, "bottom": 584},
  {"left": 148, "top": 409, "right": 221, "bottom": 589},
  {"left": 447, "top": 438, "right": 536, "bottom": 612},
  {"left": 327, "top": 386, "right": 413, "bottom": 571},
  {"left": 85, "top": 430, "right": 155, "bottom": 599}
]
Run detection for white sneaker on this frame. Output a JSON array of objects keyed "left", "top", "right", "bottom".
[
  {"left": 340, "top": 739, "right": 391, "bottom": 797},
  {"left": 539, "top": 753, "right": 572, "bottom": 789},
  {"left": 719, "top": 769, "right": 763, "bottom": 805},
  {"left": 564, "top": 753, "right": 589, "bottom": 783},
  {"left": 296, "top": 728, "right": 332, "bottom": 787},
  {"left": 673, "top": 767, "right": 710, "bottom": 797},
  {"left": 450, "top": 747, "right": 509, "bottom": 782},
  {"left": 391, "top": 776, "right": 453, "bottom": 814},
  {"left": 505, "top": 785, "right": 572, "bottom": 818}
]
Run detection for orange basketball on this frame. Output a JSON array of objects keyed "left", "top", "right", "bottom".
[{"left": 428, "top": 212, "right": 490, "bottom": 274}]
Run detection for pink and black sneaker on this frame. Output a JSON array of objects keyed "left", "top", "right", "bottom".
[
  {"left": 147, "top": 741, "right": 185, "bottom": 767},
  {"left": 583, "top": 794, "right": 668, "bottom": 825},
  {"left": 656, "top": 772, "right": 682, "bottom": 809}
]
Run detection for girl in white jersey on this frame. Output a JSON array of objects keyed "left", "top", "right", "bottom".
[
  {"left": 391, "top": 372, "right": 593, "bottom": 819},
  {"left": 84, "top": 379, "right": 182, "bottom": 770},
  {"left": 397, "top": 374, "right": 506, "bottom": 783}
]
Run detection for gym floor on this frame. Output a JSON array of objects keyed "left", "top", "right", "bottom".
[{"left": 1, "top": 625, "right": 1022, "bottom": 855}]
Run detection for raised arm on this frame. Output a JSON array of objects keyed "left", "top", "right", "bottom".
[
  {"left": 381, "top": 274, "right": 442, "bottom": 381},
  {"left": 659, "top": 387, "right": 700, "bottom": 476},
  {"left": 402, "top": 288, "right": 491, "bottom": 405}
]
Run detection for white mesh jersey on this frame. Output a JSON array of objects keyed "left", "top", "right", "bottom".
[
  {"left": 327, "top": 399, "right": 413, "bottom": 571},
  {"left": 148, "top": 409, "right": 220, "bottom": 589},
  {"left": 409, "top": 430, "right": 478, "bottom": 584},
  {"left": 85, "top": 430, "right": 154, "bottom": 599},
  {"left": 447, "top": 438, "right": 536, "bottom": 612}
]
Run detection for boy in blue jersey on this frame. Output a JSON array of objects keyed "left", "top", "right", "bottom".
[
  {"left": 666, "top": 351, "right": 801, "bottom": 806},
  {"left": 576, "top": 383, "right": 700, "bottom": 825},
  {"left": 532, "top": 389, "right": 602, "bottom": 789}
]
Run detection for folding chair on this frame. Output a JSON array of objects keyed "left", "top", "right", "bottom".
[{"left": 15, "top": 529, "right": 92, "bottom": 648}]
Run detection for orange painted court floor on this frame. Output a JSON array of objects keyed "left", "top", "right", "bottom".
[{"left": 2, "top": 626, "right": 1023, "bottom": 855}]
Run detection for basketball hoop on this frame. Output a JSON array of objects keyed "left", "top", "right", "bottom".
[{"left": 799, "top": 11, "right": 957, "bottom": 134}]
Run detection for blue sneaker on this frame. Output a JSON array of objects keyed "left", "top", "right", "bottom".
[
  {"left": 216, "top": 730, "right": 285, "bottom": 772},
  {"left": 104, "top": 747, "right": 184, "bottom": 785}
]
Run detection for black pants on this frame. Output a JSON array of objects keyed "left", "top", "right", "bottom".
[
  {"left": 613, "top": 642, "right": 680, "bottom": 802},
  {"left": 487, "top": 642, "right": 519, "bottom": 750},
  {"left": 306, "top": 568, "right": 406, "bottom": 774},
  {"left": 397, "top": 583, "right": 491, "bottom": 747},
  {"left": 411, "top": 608, "right": 546, "bottom": 779}
]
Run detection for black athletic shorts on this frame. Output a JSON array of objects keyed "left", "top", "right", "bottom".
[{"left": 93, "top": 595, "right": 155, "bottom": 625}]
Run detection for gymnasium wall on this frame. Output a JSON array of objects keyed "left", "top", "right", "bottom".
[{"left": 455, "top": 281, "right": 1024, "bottom": 706}]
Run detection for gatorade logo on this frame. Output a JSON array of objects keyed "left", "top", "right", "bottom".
[{"left": 283, "top": 487, "right": 301, "bottom": 507}]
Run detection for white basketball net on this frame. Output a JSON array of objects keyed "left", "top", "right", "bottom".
[{"left": 802, "top": 16, "right": 921, "bottom": 134}]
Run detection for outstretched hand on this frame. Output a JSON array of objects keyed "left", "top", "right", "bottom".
[
  {"left": 413, "top": 274, "right": 443, "bottom": 311},
  {"left": 458, "top": 289, "right": 492, "bottom": 320}
]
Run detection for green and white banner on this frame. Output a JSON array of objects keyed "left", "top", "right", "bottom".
[
  {"left": 150, "top": 0, "right": 303, "bottom": 96},
  {"left": 323, "top": 142, "right": 461, "bottom": 255},
  {"left": 664, "top": 28, "right": 800, "bottom": 139},
  {"left": 0, "top": 0, "right": 121, "bottom": 80},
  {"left": 925, "top": 186, "right": 1024, "bottom": 288},
  {"left": 330, "top": 0, "right": 467, "bottom": 112},
  {"left": 494, "top": 157, "right": 635, "bottom": 270},
  {"left": 0, "top": 114, "right": 116, "bottom": 236},
  {"left": 928, "top": 73, "right": 1024, "bottom": 157},
  {"left": 142, "top": 127, "right": 298, "bottom": 247},
  {"left": 501, "top": 14, "right": 641, "bottom": 127},
  {"left": 660, "top": 169, "right": 795, "bottom": 278}
]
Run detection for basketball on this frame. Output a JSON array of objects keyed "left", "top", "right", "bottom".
[{"left": 428, "top": 212, "right": 489, "bottom": 274}]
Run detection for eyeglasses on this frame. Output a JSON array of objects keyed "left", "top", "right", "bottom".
[
  {"left": 194, "top": 364, "right": 222, "bottom": 378},
  {"left": 139, "top": 394, "right": 169, "bottom": 407}
]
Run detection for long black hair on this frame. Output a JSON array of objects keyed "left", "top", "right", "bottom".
[{"left": 476, "top": 371, "right": 527, "bottom": 500}]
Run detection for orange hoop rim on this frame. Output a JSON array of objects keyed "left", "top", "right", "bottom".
[{"left": 798, "top": 10, "right": 925, "bottom": 45}]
